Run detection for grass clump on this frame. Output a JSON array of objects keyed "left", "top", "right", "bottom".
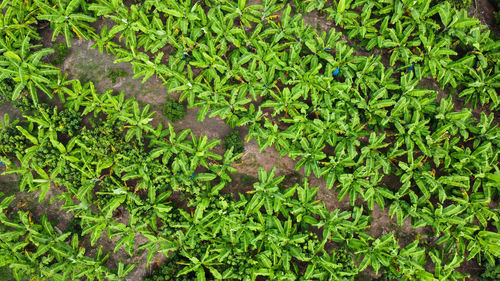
[
  {"left": 164, "top": 98, "right": 186, "bottom": 122},
  {"left": 106, "top": 68, "right": 128, "bottom": 83},
  {"left": 51, "top": 42, "right": 70, "bottom": 65},
  {"left": 223, "top": 130, "right": 244, "bottom": 155}
]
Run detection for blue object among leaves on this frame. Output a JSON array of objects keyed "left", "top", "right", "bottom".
[
  {"left": 190, "top": 173, "right": 195, "bottom": 179},
  {"left": 332, "top": 67, "right": 340, "bottom": 76},
  {"left": 181, "top": 54, "right": 186, "bottom": 60},
  {"left": 408, "top": 64, "right": 414, "bottom": 71}
]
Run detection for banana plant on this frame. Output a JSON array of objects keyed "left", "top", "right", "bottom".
[
  {"left": 329, "top": 41, "right": 356, "bottom": 79},
  {"left": 468, "top": 231, "right": 500, "bottom": 265},
  {"left": 436, "top": 2, "right": 479, "bottom": 35},
  {"left": 207, "top": 6, "right": 245, "bottom": 48},
  {"left": 0, "top": 0, "right": 39, "bottom": 42},
  {"left": 245, "top": 167, "right": 286, "bottom": 216},
  {"left": 90, "top": 24, "right": 120, "bottom": 55},
  {"left": 429, "top": 248, "right": 468, "bottom": 280},
  {"left": 220, "top": 0, "right": 262, "bottom": 28},
  {"left": 261, "top": 87, "right": 307, "bottom": 118},
  {"left": 35, "top": 0, "right": 96, "bottom": 47},
  {"left": 92, "top": 3, "right": 148, "bottom": 55},
  {"left": 188, "top": 133, "right": 222, "bottom": 171},
  {"left": 176, "top": 246, "right": 224, "bottom": 280},
  {"left": 324, "top": 0, "right": 359, "bottom": 28},
  {"left": 259, "top": 4, "right": 302, "bottom": 46},
  {"left": 118, "top": 101, "right": 155, "bottom": 145},
  {"left": 303, "top": 0, "right": 328, "bottom": 13},
  {"left": 207, "top": 87, "right": 252, "bottom": 128},
  {"left": 254, "top": 0, "right": 284, "bottom": 23},
  {"left": 311, "top": 206, "right": 369, "bottom": 243},
  {"left": 237, "top": 103, "right": 267, "bottom": 143},
  {"left": 157, "top": 0, "right": 205, "bottom": 35},
  {"left": 288, "top": 137, "right": 326, "bottom": 178},
  {"left": 459, "top": 66, "right": 500, "bottom": 109},
  {"left": 344, "top": 3, "right": 380, "bottom": 41},
  {"left": 381, "top": 21, "right": 421, "bottom": 66},
  {"left": 391, "top": 240, "right": 433, "bottom": 281},
  {"left": 0, "top": 36, "right": 59, "bottom": 104},
  {"left": 348, "top": 233, "right": 399, "bottom": 275},
  {"left": 419, "top": 30, "right": 457, "bottom": 81},
  {"left": 107, "top": 207, "right": 151, "bottom": 257},
  {"left": 189, "top": 39, "right": 229, "bottom": 83},
  {"left": 0, "top": 195, "right": 118, "bottom": 281},
  {"left": 284, "top": 179, "right": 324, "bottom": 222},
  {"left": 136, "top": 11, "right": 178, "bottom": 53}
]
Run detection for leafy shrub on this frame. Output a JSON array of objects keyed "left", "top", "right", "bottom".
[
  {"left": 164, "top": 98, "right": 186, "bottom": 122},
  {"left": 51, "top": 42, "right": 70, "bottom": 65},
  {"left": 143, "top": 254, "right": 196, "bottom": 281},
  {"left": 33, "top": 141, "right": 60, "bottom": 168},
  {"left": 106, "top": 68, "right": 128, "bottom": 83},
  {"left": 0, "top": 79, "right": 14, "bottom": 104},
  {"left": 480, "top": 258, "right": 500, "bottom": 281},
  {"left": 52, "top": 108, "right": 82, "bottom": 136},
  {"left": 66, "top": 217, "right": 83, "bottom": 237},
  {"left": 223, "top": 130, "right": 244, "bottom": 155},
  {"left": 0, "top": 116, "right": 28, "bottom": 155},
  {"left": 0, "top": 127, "right": 28, "bottom": 155}
]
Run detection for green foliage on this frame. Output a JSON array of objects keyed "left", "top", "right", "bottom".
[
  {"left": 0, "top": 0, "right": 499, "bottom": 280},
  {"left": 433, "top": 0, "right": 471, "bottom": 9},
  {"left": 0, "top": 79, "right": 14, "bottom": 104},
  {"left": 34, "top": 0, "right": 96, "bottom": 47},
  {"left": 0, "top": 115, "right": 28, "bottom": 155},
  {"left": 106, "top": 68, "right": 128, "bottom": 83},
  {"left": 66, "top": 217, "right": 82, "bottom": 237},
  {"left": 143, "top": 254, "right": 196, "bottom": 281},
  {"left": 0, "top": 194, "right": 121, "bottom": 281},
  {"left": 51, "top": 42, "right": 70, "bottom": 65},
  {"left": 223, "top": 130, "right": 244, "bottom": 155},
  {"left": 0, "top": 267, "right": 16, "bottom": 281},
  {"left": 480, "top": 258, "right": 500, "bottom": 281},
  {"left": 163, "top": 98, "right": 186, "bottom": 122}
]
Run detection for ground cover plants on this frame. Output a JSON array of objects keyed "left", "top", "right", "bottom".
[
  {"left": 163, "top": 98, "right": 187, "bottom": 122},
  {"left": 0, "top": 0, "right": 499, "bottom": 280}
]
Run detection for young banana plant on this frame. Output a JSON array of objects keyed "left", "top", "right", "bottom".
[
  {"left": 0, "top": 36, "right": 59, "bottom": 104},
  {"left": 35, "top": 0, "right": 96, "bottom": 47},
  {"left": 324, "top": 0, "right": 359, "bottom": 28}
]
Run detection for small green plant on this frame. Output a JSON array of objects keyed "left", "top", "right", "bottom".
[
  {"left": 51, "top": 42, "right": 70, "bottom": 65},
  {"left": 163, "top": 98, "right": 186, "bottom": 122},
  {"left": 143, "top": 254, "right": 196, "bottom": 281},
  {"left": 0, "top": 114, "right": 29, "bottom": 155},
  {"left": 0, "top": 79, "right": 14, "bottom": 104},
  {"left": 223, "top": 130, "right": 244, "bottom": 155},
  {"left": 480, "top": 258, "right": 500, "bottom": 280},
  {"left": 66, "top": 217, "right": 83, "bottom": 237},
  {"left": 106, "top": 68, "right": 128, "bottom": 83}
]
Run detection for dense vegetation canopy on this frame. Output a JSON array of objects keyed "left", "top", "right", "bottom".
[{"left": 0, "top": 0, "right": 499, "bottom": 280}]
